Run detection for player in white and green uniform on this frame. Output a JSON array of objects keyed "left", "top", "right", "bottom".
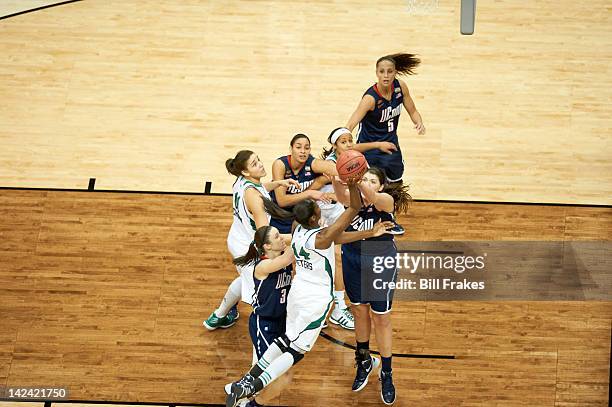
[
  {"left": 228, "top": 176, "right": 272, "bottom": 304},
  {"left": 285, "top": 223, "right": 336, "bottom": 351},
  {"left": 204, "top": 150, "right": 299, "bottom": 331},
  {"left": 316, "top": 136, "right": 353, "bottom": 330}
]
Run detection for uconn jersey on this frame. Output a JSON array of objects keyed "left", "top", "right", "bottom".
[
  {"left": 358, "top": 79, "right": 403, "bottom": 145},
  {"left": 357, "top": 79, "right": 405, "bottom": 182},
  {"left": 252, "top": 259, "right": 292, "bottom": 319},
  {"left": 249, "top": 259, "right": 292, "bottom": 358},
  {"left": 270, "top": 154, "right": 318, "bottom": 233},
  {"left": 341, "top": 204, "right": 397, "bottom": 313},
  {"left": 344, "top": 204, "right": 394, "bottom": 250}
]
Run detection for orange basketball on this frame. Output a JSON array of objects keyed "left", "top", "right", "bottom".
[{"left": 336, "top": 150, "right": 368, "bottom": 182}]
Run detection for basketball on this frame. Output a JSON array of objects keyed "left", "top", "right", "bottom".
[{"left": 336, "top": 149, "right": 368, "bottom": 181}]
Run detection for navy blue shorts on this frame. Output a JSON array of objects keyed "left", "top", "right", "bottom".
[
  {"left": 341, "top": 241, "right": 397, "bottom": 314},
  {"left": 270, "top": 217, "right": 292, "bottom": 234},
  {"left": 248, "top": 312, "right": 286, "bottom": 358},
  {"left": 363, "top": 150, "right": 404, "bottom": 183}
]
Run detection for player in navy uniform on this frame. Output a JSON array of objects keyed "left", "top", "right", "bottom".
[
  {"left": 346, "top": 53, "right": 425, "bottom": 235},
  {"left": 313, "top": 127, "right": 405, "bottom": 329},
  {"left": 270, "top": 133, "right": 336, "bottom": 234},
  {"left": 232, "top": 225, "right": 294, "bottom": 407},
  {"left": 271, "top": 133, "right": 357, "bottom": 330},
  {"left": 332, "top": 167, "right": 411, "bottom": 406}
]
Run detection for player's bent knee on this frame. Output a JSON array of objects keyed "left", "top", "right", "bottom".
[{"left": 273, "top": 335, "right": 291, "bottom": 352}]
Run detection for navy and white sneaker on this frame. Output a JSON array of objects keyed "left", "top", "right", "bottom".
[
  {"left": 379, "top": 370, "right": 396, "bottom": 405},
  {"left": 387, "top": 220, "right": 405, "bottom": 235},
  {"left": 224, "top": 384, "right": 257, "bottom": 407},
  {"left": 352, "top": 354, "right": 380, "bottom": 392},
  {"left": 225, "top": 374, "right": 256, "bottom": 407},
  {"left": 227, "top": 303, "right": 240, "bottom": 321}
]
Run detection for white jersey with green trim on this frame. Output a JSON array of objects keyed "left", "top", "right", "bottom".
[
  {"left": 318, "top": 151, "right": 336, "bottom": 198},
  {"left": 291, "top": 224, "right": 335, "bottom": 289},
  {"left": 227, "top": 176, "right": 271, "bottom": 258},
  {"left": 317, "top": 151, "right": 345, "bottom": 225}
]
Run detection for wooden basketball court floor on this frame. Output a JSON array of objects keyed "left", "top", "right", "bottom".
[{"left": 1, "top": 1, "right": 611, "bottom": 406}]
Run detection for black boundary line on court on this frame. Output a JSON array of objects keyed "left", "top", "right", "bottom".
[
  {"left": 0, "top": 0, "right": 84, "bottom": 21},
  {"left": 319, "top": 331, "right": 455, "bottom": 359},
  {"left": 1, "top": 183, "right": 611, "bottom": 208},
  {"left": 0, "top": 399, "right": 246, "bottom": 407}
]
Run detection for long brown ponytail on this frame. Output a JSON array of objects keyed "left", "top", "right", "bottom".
[
  {"left": 376, "top": 53, "right": 421, "bottom": 76},
  {"left": 262, "top": 198, "right": 294, "bottom": 221},
  {"left": 233, "top": 226, "right": 273, "bottom": 267},
  {"left": 366, "top": 167, "right": 412, "bottom": 214}
]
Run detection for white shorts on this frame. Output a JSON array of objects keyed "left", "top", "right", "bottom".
[
  {"left": 285, "top": 281, "right": 333, "bottom": 352},
  {"left": 227, "top": 239, "right": 254, "bottom": 305},
  {"left": 319, "top": 203, "right": 345, "bottom": 227},
  {"left": 237, "top": 263, "right": 255, "bottom": 305}
]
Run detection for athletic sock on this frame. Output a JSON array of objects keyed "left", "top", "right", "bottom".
[
  {"left": 255, "top": 352, "right": 294, "bottom": 389},
  {"left": 381, "top": 356, "right": 392, "bottom": 373},
  {"left": 333, "top": 290, "right": 347, "bottom": 310},
  {"left": 215, "top": 276, "right": 241, "bottom": 317},
  {"left": 356, "top": 341, "right": 370, "bottom": 362},
  {"left": 249, "top": 342, "right": 283, "bottom": 378}
]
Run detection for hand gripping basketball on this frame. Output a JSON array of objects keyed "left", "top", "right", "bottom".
[{"left": 336, "top": 150, "right": 368, "bottom": 182}]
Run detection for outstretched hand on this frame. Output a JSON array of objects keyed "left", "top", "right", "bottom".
[
  {"left": 344, "top": 171, "right": 365, "bottom": 186},
  {"left": 378, "top": 141, "right": 398, "bottom": 154},
  {"left": 307, "top": 190, "right": 333, "bottom": 204},
  {"left": 372, "top": 220, "right": 395, "bottom": 237},
  {"left": 279, "top": 179, "right": 300, "bottom": 189}
]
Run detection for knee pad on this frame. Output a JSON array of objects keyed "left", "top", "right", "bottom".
[
  {"left": 273, "top": 335, "right": 291, "bottom": 353},
  {"left": 287, "top": 346, "right": 305, "bottom": 365}
]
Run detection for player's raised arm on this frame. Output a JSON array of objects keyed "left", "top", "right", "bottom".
[
  {"left": 334, "top": 220, "right": 395, "bottom": 244},
  {"left": 311, "top": 158, "right": 338, "bottom": 177},
  {"left": 358, "top": 178, "right": 394, "bottom": 213},
  {"left": 314, "top": 179, "right": 361, "bottom": 250},
  {"left": 264, "top": 178, "right": 300, "bottom": 192},
  {"left": 352, "top": 141, "right": 398, "bottom": 155}
]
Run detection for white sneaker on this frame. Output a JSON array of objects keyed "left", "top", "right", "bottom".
[{"left": 329, "top": 307, "right": 355, "bottom": 330}]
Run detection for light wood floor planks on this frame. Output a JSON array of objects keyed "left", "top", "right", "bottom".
[
  {"left": 0, "top": 0, "right": 610, "bottom": 204},
  {"left": 0, "top": 190, "right": 610, "bottom": 406}
]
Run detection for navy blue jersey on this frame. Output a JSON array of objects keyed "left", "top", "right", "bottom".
[
  {"left": 252, "top": 257, "right": 292, "bottom": 319},
  {"left": 344, "top": 203, "right": 394, "bottom": 251},
  {"left": 357, "top": 79, "right": 404, "bottom": 146},
  {"left": 270, "top": 154, "right": 318, "bottom": 233}
]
